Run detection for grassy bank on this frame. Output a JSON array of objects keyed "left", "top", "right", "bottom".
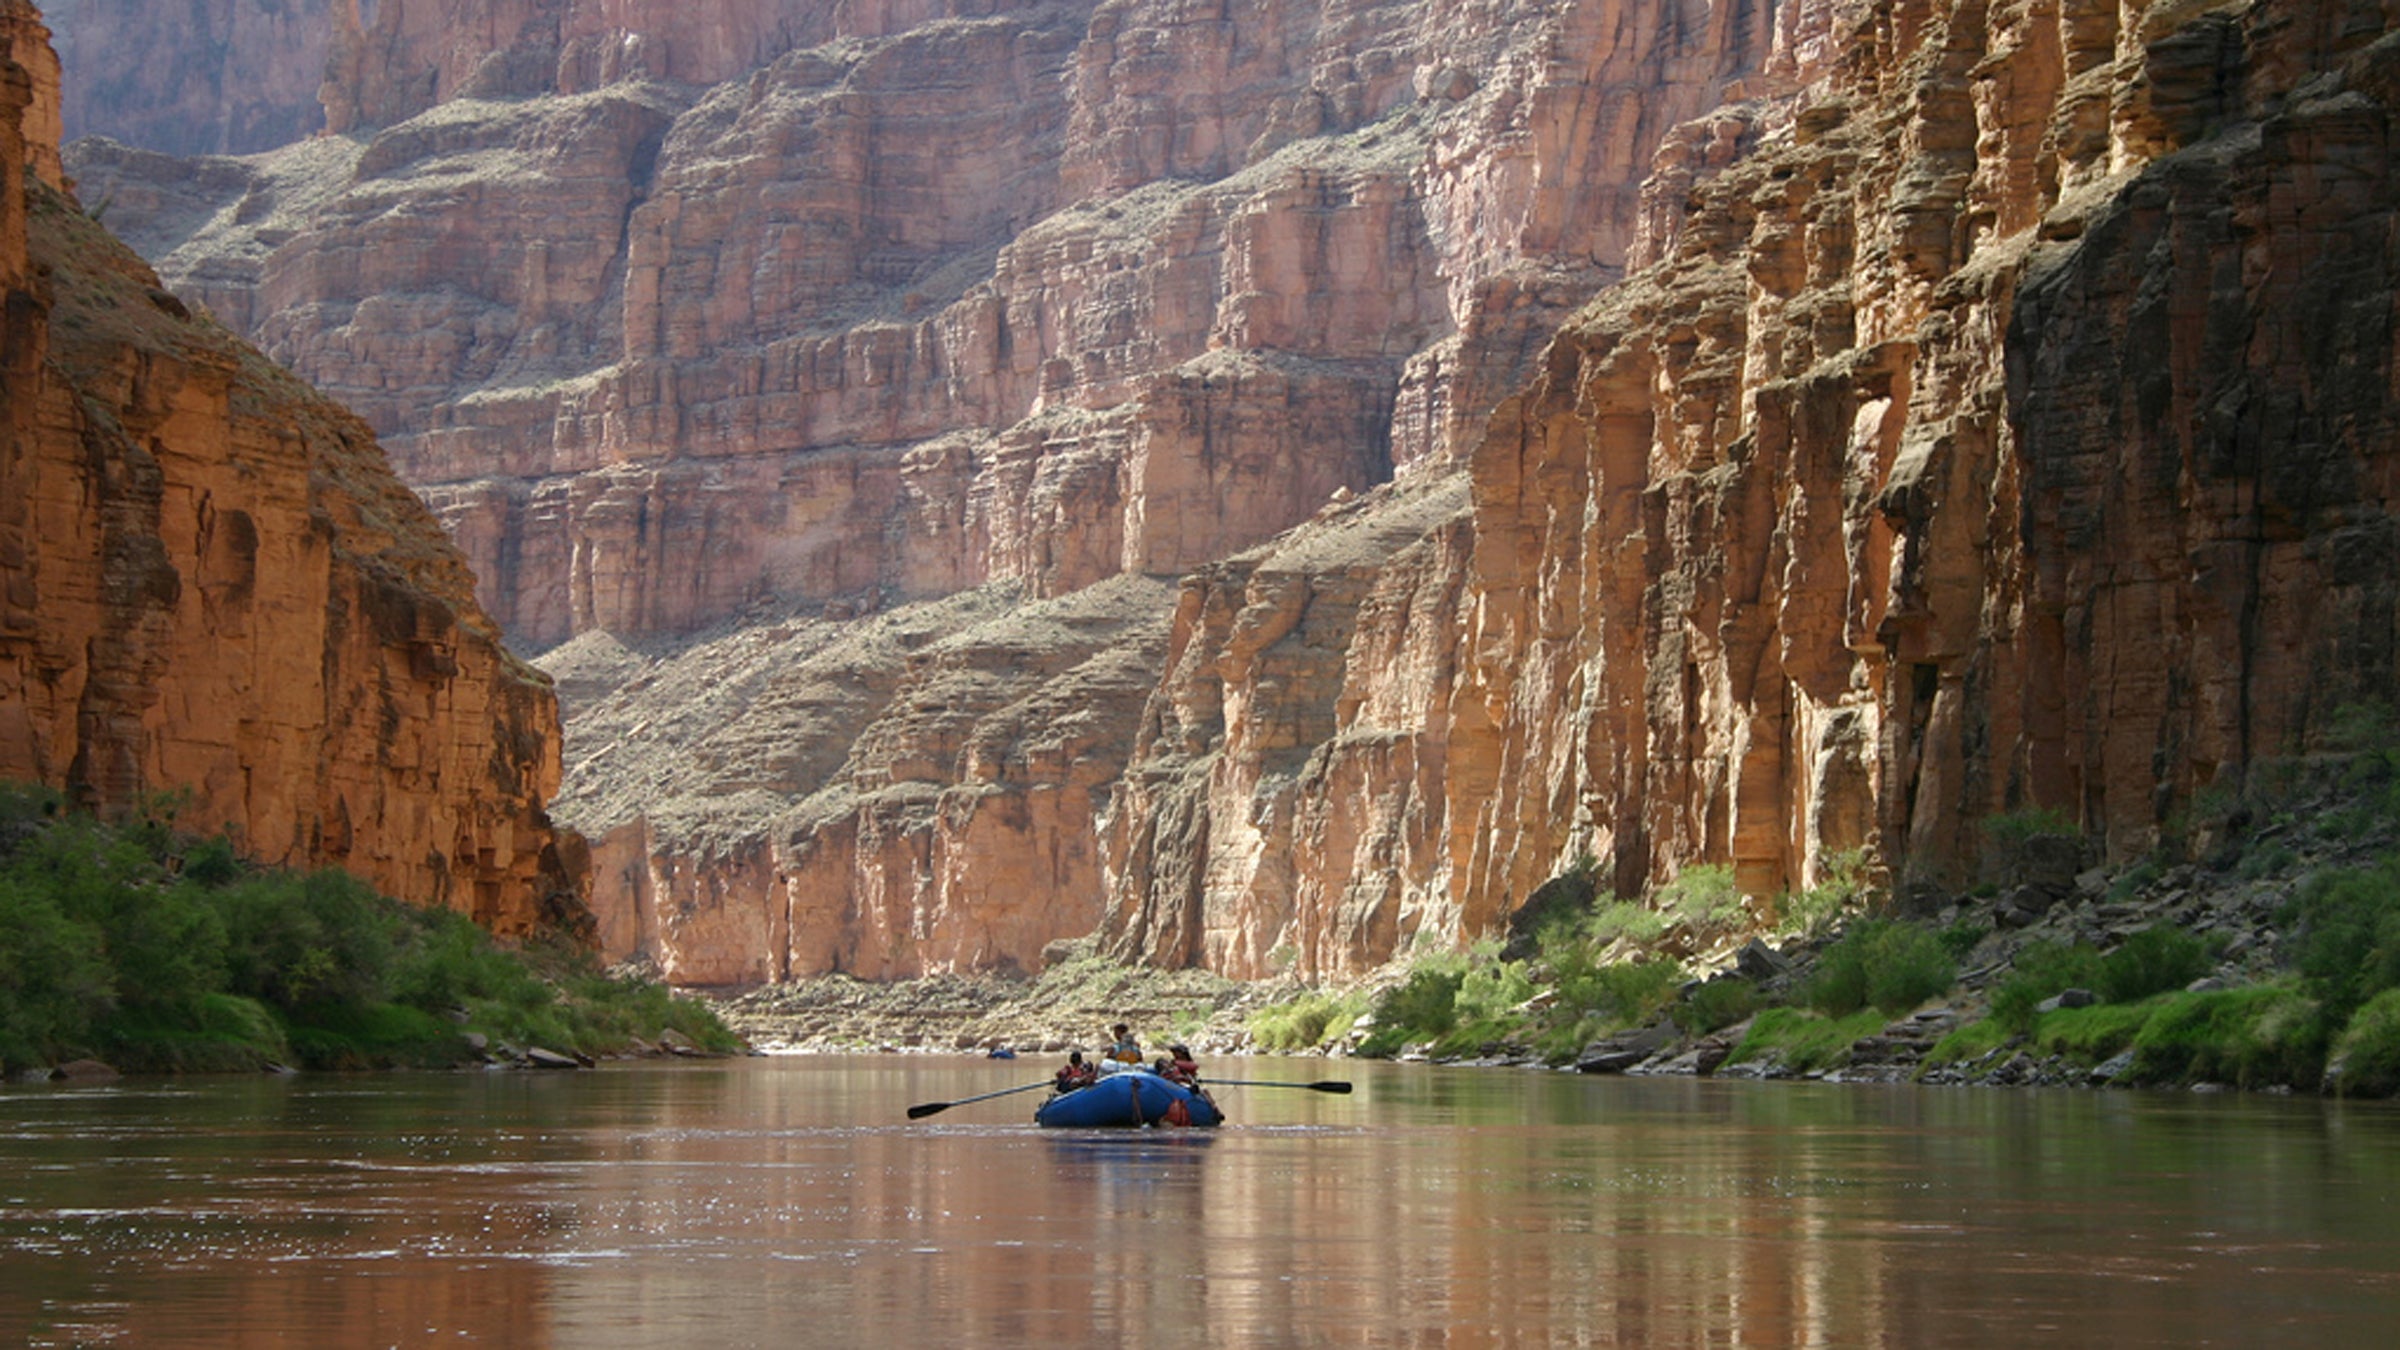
[
  {"left": 0, "top": 785, "right": 741, "bottom": 1075},
  {"left": 1246, "top": 707, "right": 2400, "bottom": 1097}
]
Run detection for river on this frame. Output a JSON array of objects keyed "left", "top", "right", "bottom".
[{"left": 3, "top": 1057, "right": 2395, "bottom": 1346}]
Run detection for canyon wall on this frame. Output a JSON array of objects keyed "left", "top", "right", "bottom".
[
  {"left": 1103, "top": 0, "right": 2400, "bottom": 976},
  {"left": 2, "top": 2, "right": 580, "bottom": 934},
  {"left": 65, "top": 0, "right": 1785, "bottom": 981},
  {"left": 64, "top": 0, "right": 2400, "bottom": 984},
  {"left": 48, "top": 0, "right": 335, "bottom": 155}
]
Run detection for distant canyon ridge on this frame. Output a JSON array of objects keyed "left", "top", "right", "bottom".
[{"left": 51, "top": 0, "right": 2400, "bottom": 986}]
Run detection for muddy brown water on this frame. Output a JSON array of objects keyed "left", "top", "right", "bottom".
[{"left": 3, "top": 1057, "right": 2396, "bottom": 1346}]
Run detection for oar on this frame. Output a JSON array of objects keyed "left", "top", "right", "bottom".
[
  {"left": 1202, "top": 1078, "right": 1353, "bottom": 1094},
  {"left": 906, "top": 1080, "right": 1054, "bottom": 1119}
]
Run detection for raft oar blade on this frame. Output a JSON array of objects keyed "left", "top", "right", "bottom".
[
  {"left": 1308, "top": 1080, "right": 1354, "bottom": 1094},
  {"left": 904, "top": 1078, "right": 1053, "bottom": 1121},
  {"left": 1207, "top": 1078, "right": 1354, "bottom": 1094}
]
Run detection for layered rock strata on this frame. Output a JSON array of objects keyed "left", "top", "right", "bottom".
[
  {"left": 2, "top": 2, "right": 580, "bottom": 934},
  {"left": 542, "top": 576, "right": 1174, "bottom": 984},
  {"left": 67, "top": 0, "right": 1787, "bottom": 980},
  {"left": 68, "top": 0, "right": 1779, "bottom": 651},
  {"left": 1103, "top": 0, "right": 2400, "bottom": 976},
  {"left": 67, "top": 0, "right": 2400, "bottom": 989}
]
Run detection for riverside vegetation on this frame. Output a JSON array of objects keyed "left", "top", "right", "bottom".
[
  {"left": 0, "top": 784, "right": 742, "bottom": 1077},
  {"left": 1247, "top": 706, "right": 2400, "bottom": 1098}
]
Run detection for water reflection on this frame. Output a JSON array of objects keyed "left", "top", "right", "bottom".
[{"left": 3, "top": 1062, "right": 2397, "bottom": 1346}]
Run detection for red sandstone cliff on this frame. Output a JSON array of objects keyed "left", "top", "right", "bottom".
[
  {"left": 3, "top": 2, "right": 580, "bottom": 934},
  {"left": 1103, "top": 0, "right": 2400, "bottom": 976},
  {"left": 62, "top": 0, "right": 2400, "bottom": 986},
  {"left": 67, "top": 0, "right": 1781, "bottom": 980}
]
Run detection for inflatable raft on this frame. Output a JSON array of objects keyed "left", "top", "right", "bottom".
[{"left": 1035, "top": 1069, "right": 1222, "bottom": 1128}]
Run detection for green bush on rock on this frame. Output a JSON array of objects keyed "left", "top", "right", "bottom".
[
  {"left": 2284, "top": 856, "right": 2400, "bottom": 1016},
  {"left": 1249, "top": 990, "right": 1369, "bottom": 1052},
  {"left": 2324, "top": 988, "right": 2400, "bottom": 1097},
  {"left": 1989, "top": 940, "right": 2106, "bottom": 1033},
  {"left": 2096, "top": 924, "right": 2217, "bottom": 1004},
  {"left": 1807, "top": 921, "right": 1956, "bottom": 1016}
]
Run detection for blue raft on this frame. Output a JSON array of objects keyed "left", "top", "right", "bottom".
[{"left": 1035, "top": 1069, "right": 1223, "bottom": 1128}]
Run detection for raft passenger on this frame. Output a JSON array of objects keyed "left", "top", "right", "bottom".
[
  {"left": 1106, "top": 1023, "right": 1144, "bottom": 1064},
  {"left": 1054, "top": 1050, "right": 1096, "bottom": 1092}
]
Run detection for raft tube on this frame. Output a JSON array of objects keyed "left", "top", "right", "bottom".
[{"left": 1035, "top": 1069, "right": 1223, "bottom": 1128}]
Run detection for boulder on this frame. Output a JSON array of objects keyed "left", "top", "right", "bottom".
[
  {"left": 2035, "top": 988, "right": 2099, "bottom": 1014},
  {"left": 1733, "top": 939, "right": 1789, "bottom": 983},
  {"left": 524, "top": 1047, "right": 583, "bottom": 1069}
]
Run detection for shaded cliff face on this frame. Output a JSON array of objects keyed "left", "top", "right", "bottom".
[
  {"left": 48, "top": 0, "right": 335, "bottom": 156},
  {"left": 2, "top": 3, "right": 580, "bottom": 935},
  {"left": 1101, "top": 0, "right": 2400, "bottom": 976}
]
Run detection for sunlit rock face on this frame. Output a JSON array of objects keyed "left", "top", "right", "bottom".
[
  {"left": 60, "top": 0, "right": 2400, "bottom": 984},
  {"left": 1094, "top": 0, "right": 2400, "bottom": 978},
  {"left": 64, "top": 0, "right": 1774, "bottom": 981},
  {"left": 3, "top": 2, "right": 581, "bottom": 935},
  {"left": 65, "top": 0, "right": 1777, "bottom": 652}
]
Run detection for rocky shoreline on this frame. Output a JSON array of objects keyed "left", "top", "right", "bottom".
[{"left": 714, "top": 743, "right": 2400, "bottom": 1099}]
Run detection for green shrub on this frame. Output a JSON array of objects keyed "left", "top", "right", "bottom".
[
  {"left": 1990, "top": 940, "right": 2106, "bottom": 1033},
  {"left": 1924, "top": 1017, "right": 2012, "bottom": 1066},
  {"left": 2096, "top": 925, "right": 2216, "bottom": 1004},
  {"left": 1249, "top": 990, "right": 1367, "bottom": 1051},
  {"left": 1455, "top": 959, "right": 1534, "bottom": 1026},
  {"left": 284, "top": 1001, "right": 462, "bottom": 1070},
  {"left": 213, "top": 869, "right": 397, "bottom": 1014},
  {"left": 1576, "top": 959, "right": 1684, "bottom": 1026},
  {"left": 2108, "top": 858, "right": 2164, "bottom": 901},
  {"left": 1726, "top": 1007, "right": 1888, "bottom": 1074},
  {"left": 1807, "top": 920, "right": 1956, "bottom": 1016},
  {"left": 1585, "top": 901, "right": 1667, "bottom": 948},
  {"left": 0, "top": 786, "right": 744, "bottom": 1071},
  {"left": 1983, "top": 806, "right": 2080, "bottom": 847},
  {"left": 2282, "top": 855, "right": 2400, "bottom": 1016},
  {"left": 1359, "top": 957, "right": 1468, "bottom": 1055},
  {"left": 390, "top": 908, "right": 547, "bottom": 1012},
  {"left": 2027, "top": 1001, "right": 2156, "bottom": 1064},
  {"left": 2129, "top": 984, "right": 2330, "bottom": 1090},
  {"left": 2325, "top": 988, "right": 2400, "bottom": 1097},
  {"left": 1659, "top": 865, "right": 1742, "bottom": 928},
  {"left": 102, "top": 992, "right": 289, "bottom": 1072},
  {"left": 1937, "top": 920, "right": 1990, "bottom": 961},
  {"left": 1778, "top": 850, "right": 1867, "bottom": 939},
  {"left": 179, "top": 835, "right": 243, "bottom": 888},
  {"left": 1676, "top": 976, "right": 1759, "bottom": 1034},
  {"left": 0, "top": 878, "right": 114, "bottom": 1072}
]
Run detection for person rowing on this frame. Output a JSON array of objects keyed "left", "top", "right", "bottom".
[
  {"left": 1158, "top": 1043, "right": 1201, "bottom": 1088},
  {"left": 1053, "top": 1050, "right": 1097, "bottom": 1093}
]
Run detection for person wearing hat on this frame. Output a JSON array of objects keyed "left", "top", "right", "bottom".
[{"left": 1106, "top": 1022, "right": 1144, "bottom": 1064}]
